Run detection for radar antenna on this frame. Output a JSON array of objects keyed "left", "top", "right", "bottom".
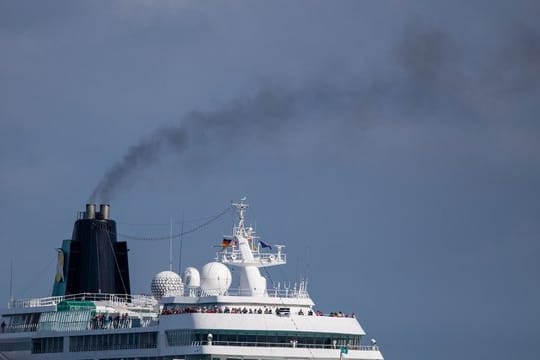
[{"left": 232, "top": 197, "right": 249, "bottom": 231}]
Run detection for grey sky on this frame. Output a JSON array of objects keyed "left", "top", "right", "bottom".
[{"left": 1, "top": 1, "right": 539, "bottom": 359}]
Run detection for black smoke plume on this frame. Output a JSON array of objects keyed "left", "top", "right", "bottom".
[
  {"left": 89, "top": 89, "right": 298, "bottom": 202},
  {"left": 90, "top": 21, "right": 540, "bottom": 202}
]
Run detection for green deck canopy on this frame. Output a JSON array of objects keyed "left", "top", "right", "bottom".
[{"left": 56, "top": 300, "right": 96, "bottom": 312}]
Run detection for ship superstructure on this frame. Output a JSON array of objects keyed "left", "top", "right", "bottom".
[{"left": 0, "top": 200, "right": 383, "bottom": 360}]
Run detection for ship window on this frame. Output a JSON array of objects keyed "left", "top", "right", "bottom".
[
  {"left": 165, "top": 328, "right": 362, "bottom": 350},
  {"left": 99, "top": 357, "right": 193, "bottom": 360},
  {"left": 70, "top": 332, "right": 157, "bottom": 352},
  {"left": 31, "top": 337, "right": 64, "bottom": 353},
  {"left": 0, "top": 339, "right": 31, "bottom": 351},
  {"left": 5, "top": 313, "right": 41, "bottom": 333},
  {"left": 267, "top": 335, "right": 277, "bottom": 343}
]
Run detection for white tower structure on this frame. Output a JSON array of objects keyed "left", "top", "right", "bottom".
[{"left": 219, "top": 198, "right": 286, "bottom": 296}]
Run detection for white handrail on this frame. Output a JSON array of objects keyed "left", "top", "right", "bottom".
[{"left": 10, "top": 293, "right": 157, "bottom": 309}]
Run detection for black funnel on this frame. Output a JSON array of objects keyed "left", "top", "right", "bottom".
[{"left": 56, "top": 204, "right": 131, "bottom": 296}]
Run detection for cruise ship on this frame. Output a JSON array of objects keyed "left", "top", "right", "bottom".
[{"left": 0, "top": 200, "right": 384, "bottom": 360}]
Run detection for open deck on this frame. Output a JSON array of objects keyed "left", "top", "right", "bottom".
[{"left": 8, "top": 293, "right": 157, "bottom": 309}]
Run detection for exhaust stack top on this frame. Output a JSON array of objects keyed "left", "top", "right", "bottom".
[
  {"left": 85, "top": 204, "right": 96, "bottom": 219},
  {"left": 99, "top": 204, "right": 110, "bottom": 220},
  {"left": 85, "top": 203, "right": 110, "bottom": 220}
]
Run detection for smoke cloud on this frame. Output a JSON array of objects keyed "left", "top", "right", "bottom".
[
  {"left": 90, "top": 21, "right": 540, "bottom": 202},
  {"left": 89, "top": 89, "right": 299, "bottom": 202},
  {"left": 90, "top": 126, "right": 187, "bottom": 202}
]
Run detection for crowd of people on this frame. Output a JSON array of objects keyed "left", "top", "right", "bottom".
[
  {"left": 162, "top": 306, "right": 277, "bottom": 315},
  {"left": 161, "top": 305, "right": 354, "bottom": 318},
  {"left": 90, "top": 313, "right": 131, "bottom": 329},
  {"left": 328, "top": 311, "right": 355, "bottom": 318}
]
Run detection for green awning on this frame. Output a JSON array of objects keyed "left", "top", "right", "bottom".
[{"left": 57, "top": 300, "right": 96, "bottom": 312}]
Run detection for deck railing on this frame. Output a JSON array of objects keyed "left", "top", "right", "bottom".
[
  {"left": 88, "top": 317, "right": 159, "bottom": 330},
  {"left": 10, "top": 293, "right": 157, "bottom": 309},
  {"left": 206, "top": 287, "right": 310, "bottom": 299},
  {"left": 9, "top": 285, "right": 311, "bottom": 310},
  {"left": 195, "top": 340, "right": 379, "bottom": 351},
  {"left": 218, "top": 250, "right": 287, "bottom": 266},
  {"left": 1, "top": 317, "right": 159, "bottom": 334},
  {"left": 2, "top": 323, "right": 38, "bottom": 333},
  {"left": 10, "top": 288, "right": 310, "bottom": 309}
]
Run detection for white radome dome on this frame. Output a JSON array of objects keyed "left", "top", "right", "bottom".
[
  {"left": 151, "top": 270, "right": 183, "bottom": 299},
  {"left": 199, "top": 262, "right": 232, "bottom": 295},
  {"left": 182, "top": 267, "right": 201, "bottom": 288}
]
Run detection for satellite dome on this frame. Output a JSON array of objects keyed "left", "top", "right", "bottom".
[
  {"left": 199, "top": 262, "right": 232, "bottom": 295},
  {"left": 182, "top": 267, "right": 201, "bottom": 288},
  {"left": 151, "top": 271, "right": 183, "bottom": 300}
]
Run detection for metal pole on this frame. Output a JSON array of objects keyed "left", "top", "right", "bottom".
[
  {"left": 169, "top": 217, "right": 173, "bottom": 272},
  {"left": 178, "top": 212, "right": 184, "bottom": 273},
  {"left": 9, "top": 259, "right": 13, "bottom": 308}
]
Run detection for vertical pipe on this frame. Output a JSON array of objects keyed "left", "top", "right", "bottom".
[
  {"left": 86, "top": 204, "right": 96, "bottom": 219},
  {"left": 178, "top": 212, "right": 184, "bottom": 273},
  {"left": 100, "top": 204, "right": 110, "bottom": 220},
  {"left": 9, "top": 259, "right": 13, "bottom": 308},
  {"left": 169, "top": 217, "right": 173, "bottom": 272}
]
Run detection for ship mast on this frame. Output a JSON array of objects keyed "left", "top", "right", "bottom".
[{"left": 219, "top": 198, "right": 286, "bottom": 296}]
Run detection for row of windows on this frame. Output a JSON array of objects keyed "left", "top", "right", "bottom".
[
  {"left": 166, "top": 329, "right": 193, "bottom": 346},
  {"left": 26, "top": 332, "right": 158, "bottom": 354},
  {"left": 0, "top": 339, "right": 31, "bottom": 352},
  {"left": 26, "top": 329, "right": 360, "bottom": 355},
  {"left": 38, "top": 309, "right": 93, "bottom": 332},
  {"left": 98, "top": 357, "right": 228, "bottom": 360},
  {"left": 4, "top": 313, "right": 41, "bottom": 333},
  {"left": 166, "top": 329, "right": 361, "bottom": 349},
  {"left": 70, "top": 332, "right": 158, "bottom": 352},
  {"left": 32, "top": 337, "right": 63, "bottom": 353},
  {"left": 100, "top": 357, "right": 203, "bottom": 360},
  {"left": 99, "top": 357, "right": 315, "bottom": 360}
]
